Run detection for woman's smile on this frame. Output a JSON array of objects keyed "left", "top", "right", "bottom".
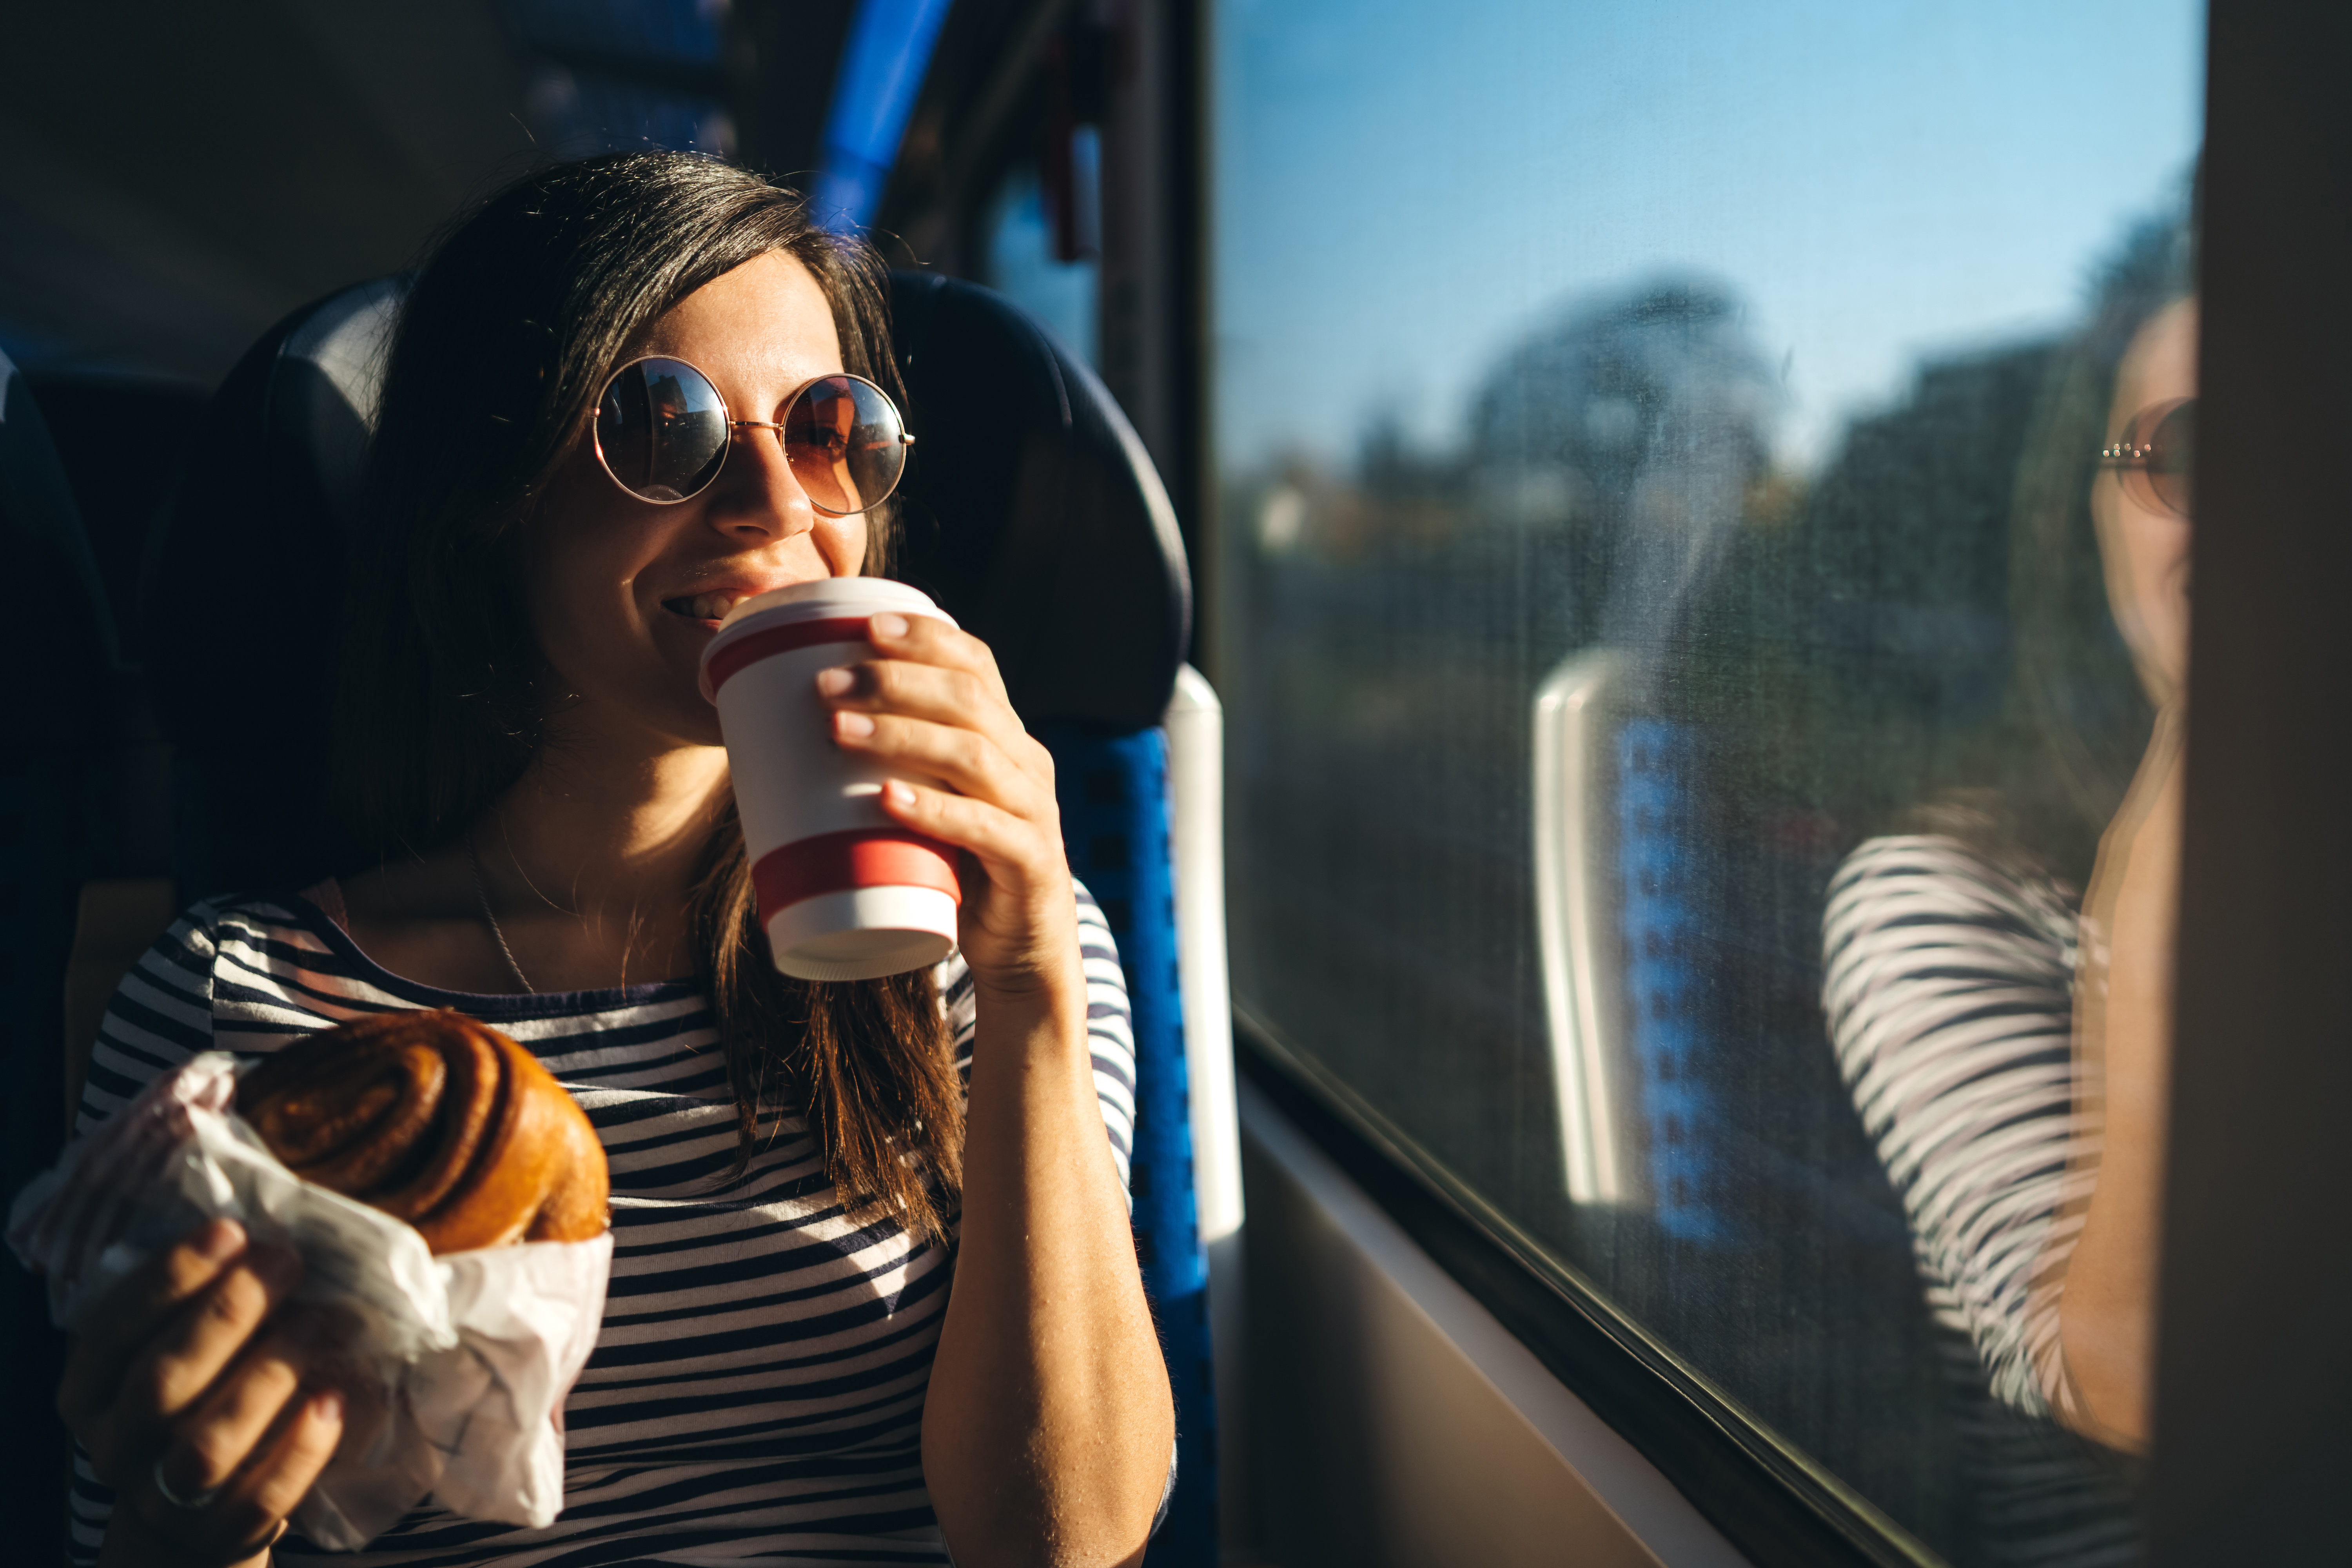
[
  {"left": 660, "top": 590, "right": 746, "bottom": 624},
  {"left": 657, "top": 579, "right": 808, "bottom": 628}
]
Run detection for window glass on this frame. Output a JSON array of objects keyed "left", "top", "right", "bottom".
[
  {"left": 1212, "top": 2, "right": 2201, "bottom": 1557},
  {"left": 982, "top": 162, "right": 1100, "bottom": 367}
]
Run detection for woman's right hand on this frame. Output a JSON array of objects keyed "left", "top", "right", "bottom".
[{"left": 57, "top": 1217, "right": 346, "bottom": 1568}]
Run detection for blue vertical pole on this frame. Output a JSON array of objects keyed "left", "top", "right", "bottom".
[{"left": 811, "top": 0, "right": 955, "bottom": 232}]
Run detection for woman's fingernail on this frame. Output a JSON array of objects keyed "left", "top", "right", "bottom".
[
  {"left": 871, "top": 613, "right": 909, "bottom": 641},
  {"left": 815, "top": 667, "right": 853, "bottom": 697},
  {"left": 312, "top": 1388, "right": 345, "bottom": 1423},
  {"left": 836, "top": 711, "right": 875, "bottom": 739},
  {"left": 198, "top": 1218, "right": 247, "bottom": 1262},
  {"left": 883, "top": 779, "right": 916, "bottom": 807}
]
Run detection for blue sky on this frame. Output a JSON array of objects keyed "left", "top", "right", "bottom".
[{"left": 1213, "top": 0, "right": 2205, "bottom": 475}]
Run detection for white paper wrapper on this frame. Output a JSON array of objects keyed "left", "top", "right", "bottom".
[{"left": 6, "top": 1052, "right": 612, "bottom": 1551}]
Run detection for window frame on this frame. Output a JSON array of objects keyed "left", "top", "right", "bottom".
[
  {"left": 1238, "top": 1016, "right": 1940, "bottom": 1568},
  {"left": 1196, "top": 0, "right": 2352, "bottom": 1560},
  {"left": 2148, "top": 0, "right": 2352, "bottom": 1559}
]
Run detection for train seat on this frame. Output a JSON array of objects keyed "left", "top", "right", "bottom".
[
  {"left": 0, "top": 346, "right": 122, "bottom": 1568},
  {"left": 144, "top": 278, "right": 402, "bottom": 902}
]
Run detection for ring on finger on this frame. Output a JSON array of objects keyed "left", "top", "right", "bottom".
[{"left": 153, "top": 1456, "right": 222, "bottom": 1511}]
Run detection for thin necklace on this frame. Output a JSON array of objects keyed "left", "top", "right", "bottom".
[{"left": 466, "top": 830, "right": 537, "bottom": 994}]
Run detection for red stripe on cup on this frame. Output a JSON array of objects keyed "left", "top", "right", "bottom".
[
  {"left": 751, "top": 828, "right": 963, "bottom": 920},
  {"left": 703, "top": 617, "right": 875, "bottom": 698}
]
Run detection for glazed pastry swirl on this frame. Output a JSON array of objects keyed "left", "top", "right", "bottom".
[{"left": 238, "top": 1009, "right": 609, "bottom": 1253}]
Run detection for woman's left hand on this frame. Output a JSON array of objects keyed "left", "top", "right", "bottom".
[{"left": 815, "top": 611, "right": 1076, "bottom": 995}]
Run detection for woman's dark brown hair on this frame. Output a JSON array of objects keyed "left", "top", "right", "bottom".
[
  {"left": 1871, "top": 193, "right": 2196, "bottom": 891},
  {"left": 336, "top": 152, "right": 963, "bottom": 1243},
  {"left": 1995, "top": 203, "right": 2196, "bottom": 883}
]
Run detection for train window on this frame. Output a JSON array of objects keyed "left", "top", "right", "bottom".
[
  {"left": 981, "top": 160, "right": 1102, "bottom": 366},
  {"left": 1210, "top": 1, "right": 2201, "bottom": 1560}
]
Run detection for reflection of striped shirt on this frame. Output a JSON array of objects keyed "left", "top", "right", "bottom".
[
  {"left": 1821, "top": 835, "right": 2089, "bottom": 1417},
  {"left": 1824, "top": 836, "right": 2139, "bottom": 1567},
  {"left": 71, "top": 882, "right": 1135, "bottom": 1568}
]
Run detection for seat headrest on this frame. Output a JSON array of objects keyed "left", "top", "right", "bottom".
[
  {"left": 887, "top": 271, "right": 1191, "bottom": 729},
  {"left": 0, "top": 349, "right": 118, "bottom": 754},
  {"left": 145, "top": 280, "right": 401, "bottom": 755}
]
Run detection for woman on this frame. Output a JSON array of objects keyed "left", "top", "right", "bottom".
[
  {"left": 56, "top": 153, "right": 1175, "bottom": 1568},
  {"left": 1821, "top": 209, "right": 2193, "bottom": 1559}
]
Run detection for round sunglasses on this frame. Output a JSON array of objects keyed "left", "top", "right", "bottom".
[
  {"left": 2097, "top": 396, "right": 2193, "bottom": 519},
  {"left": 593, "top": 356, "right": 915, "bottom": 515}
]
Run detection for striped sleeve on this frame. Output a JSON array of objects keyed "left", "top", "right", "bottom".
[
  {"left": 937, "top": 880, "right": 1136, "bottom": 1199},
  {"left": 1820, "top": 835, "right": 2095, "bottom": 1418},
  {"left": 76, "top": 901, "right": 225, "bottom": 1133}
]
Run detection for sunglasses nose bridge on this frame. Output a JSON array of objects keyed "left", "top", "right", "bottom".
[{"left": 718, "top": 417, "right": 826, "bottom": 531}]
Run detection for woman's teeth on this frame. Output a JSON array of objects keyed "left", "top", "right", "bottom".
[{"left": 668, "top": 592, "right": 741, "bottom": 621}]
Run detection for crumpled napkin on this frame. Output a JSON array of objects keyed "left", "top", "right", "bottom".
[{"left": 7, "top": 1051, "right": 612, "bottom": 1550}]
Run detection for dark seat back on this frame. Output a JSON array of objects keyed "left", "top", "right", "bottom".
[
  {"left": 0, "top": 347, "right": 119, "bottom": 1568},
  {"left": 886, "top": 270, "right": 1190, "bottom": 728},
  {"left": 143, "top": 279, "right": 401, "bottom": 899}
]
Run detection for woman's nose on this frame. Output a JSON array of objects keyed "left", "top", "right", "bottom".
[{"left": 708, "top": 425, "right": 816, "bottom": 542}]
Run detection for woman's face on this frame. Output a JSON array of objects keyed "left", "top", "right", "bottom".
[
  {"left": 522, "top": 250, "right": 868, "bottom": 751},
  {"left": 2094, "top": 296, "right": 2197, "bottom": 706}
]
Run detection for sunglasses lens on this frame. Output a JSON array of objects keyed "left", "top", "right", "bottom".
[
  {"left": 2144, "top": 398, "right": 2194, "bottom": 517},
  {"left": 784, "top": 376, "right": 907, "bottom": 515},
  {"left": 597, "top": 357, "right": 729, "bottom": 503}
]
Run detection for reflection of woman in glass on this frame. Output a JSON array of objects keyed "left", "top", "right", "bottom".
[{"left": 1820, "top": 204, "right": 2192, "bottom": 1508}]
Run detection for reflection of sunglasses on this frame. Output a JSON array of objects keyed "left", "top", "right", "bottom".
[
  {"left": 2097, "top": 397, "right": 2193, "bottom": 519},
  {"left": 593, "top": 356, "right": 915, "bottom": 515}
]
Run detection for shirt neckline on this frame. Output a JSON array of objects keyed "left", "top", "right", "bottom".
[{"left": 287, "top": 878, "right": 703, "bottom": 1020}]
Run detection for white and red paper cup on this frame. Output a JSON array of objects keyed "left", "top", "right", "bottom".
[{"left": 700, "top": 579, "right": 962, "bottom": 981}]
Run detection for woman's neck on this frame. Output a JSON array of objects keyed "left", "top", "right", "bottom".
[
  {"left": 472, "top": 719, "right": 731, "bottom": 989},
  {"left": 342, "top": 717, "right": 733, "bottom": 995},
  {"left": 495, "top": 735, "right": 731, "bottom": 920}
]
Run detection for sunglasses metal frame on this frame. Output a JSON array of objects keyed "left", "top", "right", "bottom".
[
  {"left": 2096, "top": 395, "right": 2194, "bottom": 520},
  {"left": 592, "top": 355, "right": 916, "bottom": 516}
]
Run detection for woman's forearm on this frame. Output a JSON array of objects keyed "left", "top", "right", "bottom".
[
  {"left": 2052, "top": 711, "right": 2184, "bottom": 1451},
  {"left": 921, "top": 975, "right": 1174, "bottom": 1568}
]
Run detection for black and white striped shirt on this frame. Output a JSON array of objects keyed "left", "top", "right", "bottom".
[
  {"left": 71, "top": 882, "right": 1136, "bottom": 1568},
  {"left": 1822, "top": 835, "right": 2140, "bottom": 1564},
  {"left": 1821, "top": 833, "right": 2090, "bottom": 1419}
]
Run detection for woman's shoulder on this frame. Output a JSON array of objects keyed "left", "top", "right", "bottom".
[
  {"left": 75, "top": 888, "right": 327, "bottom": 1130},
  {"left": 1825, "top": 831, "right": 2077, "bottom": 953},
  {"left": 135, "top": 881, "right": 350, "bottom": 948}
]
